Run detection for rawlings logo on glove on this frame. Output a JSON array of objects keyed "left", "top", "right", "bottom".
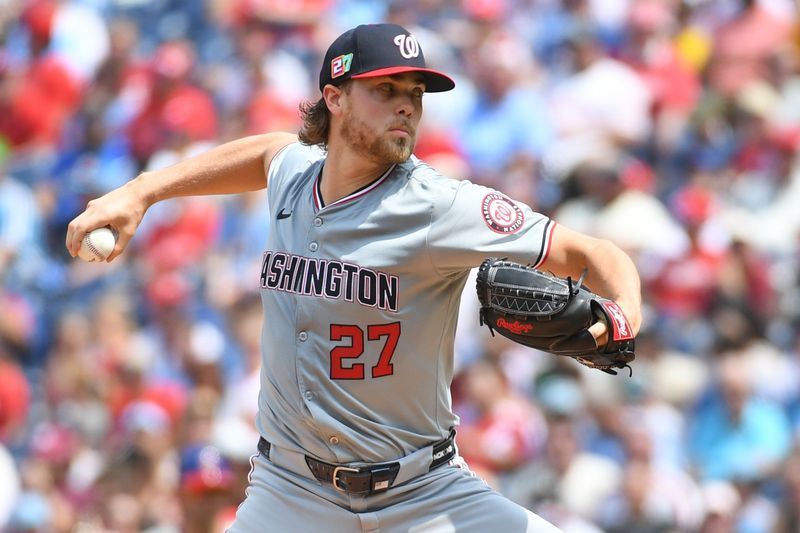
[
  {"left": 476, "top": 257, "right": 635, "bottom": 375},
  {"left": 601, "top": 301, "right": 633, "bottom": 341},
  {"left": 496, "top": 318, "right": 534, "bottom": 334}
]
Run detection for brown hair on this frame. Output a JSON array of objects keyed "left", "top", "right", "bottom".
[{"left": 297, "top": 81, "right": 351, "bottom": 148}]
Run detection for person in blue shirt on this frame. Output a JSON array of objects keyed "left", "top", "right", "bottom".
[{"left": 689, "top": 354, "right": 791, "bottom": 481}]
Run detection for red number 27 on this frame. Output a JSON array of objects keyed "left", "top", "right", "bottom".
[{"left": 330, "top": 322, "right": 401, "bottom": 380}]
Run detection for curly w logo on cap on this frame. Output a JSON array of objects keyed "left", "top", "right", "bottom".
[{"left": 393, "top": 34, "right": 420, "bottom": 59}]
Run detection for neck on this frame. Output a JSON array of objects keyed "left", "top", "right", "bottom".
[{"left": 320, "top": 141, "right": 395, "bottom": 205}]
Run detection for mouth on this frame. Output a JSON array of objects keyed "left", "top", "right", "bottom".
[{"left": 388, "top": 123, "right": 413, "bottom": 137}]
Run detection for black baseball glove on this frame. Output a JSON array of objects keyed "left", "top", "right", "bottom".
[{"left": 476, "top": 257, "right": 635, "bottom": 375}]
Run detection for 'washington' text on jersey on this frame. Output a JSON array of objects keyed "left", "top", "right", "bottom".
[{"left": 260, "top": 251, "right": 399, "bottom": 312}]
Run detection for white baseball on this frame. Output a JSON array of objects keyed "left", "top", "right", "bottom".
[{"left": 78, "top": 227, "right": 118, "bottom": 262}]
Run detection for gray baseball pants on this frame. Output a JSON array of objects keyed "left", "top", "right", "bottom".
[{"left": 226, "top": 440, "right": 562, "bottom": 533}]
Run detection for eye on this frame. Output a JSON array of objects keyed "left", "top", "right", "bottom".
[{"left": 377, "top": 84, "right": 394, "bottom": 97}]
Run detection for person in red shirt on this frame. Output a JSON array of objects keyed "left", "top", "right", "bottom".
[
  {"left": 456, "top": 357, "right": 546, "bottom": 486},
  {"left": 0, "top": 350, "right": 30, "bottom": 443},
  {"left": 0, "top": 0, "right": 81, "bottom": 149},
  {"left": 128, "top": 41, "right": 218, "bottom": 165}
]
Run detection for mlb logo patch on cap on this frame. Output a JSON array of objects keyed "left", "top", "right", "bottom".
[{"left": 331, "top": 53, "right": 353, "bottom": 79}]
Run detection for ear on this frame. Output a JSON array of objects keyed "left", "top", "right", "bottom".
[{"left": 322, "top": 85, "right": 345, "bottom": 116}]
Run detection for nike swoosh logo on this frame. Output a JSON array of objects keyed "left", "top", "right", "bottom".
[{"left": 277, "top": 208, "right": 292, "bottom": 220}]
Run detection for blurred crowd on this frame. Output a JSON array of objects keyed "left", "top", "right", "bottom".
[{"left": 1, "top": 0, "right": 800, "bottom": 531}]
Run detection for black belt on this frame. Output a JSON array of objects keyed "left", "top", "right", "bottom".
[{"left": 257, "top": 429, "right": 456, "bottom": 496}]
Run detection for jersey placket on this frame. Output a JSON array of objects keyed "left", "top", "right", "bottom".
[{"left": 293, "top": 199, "right": 344, "bottom": 458}]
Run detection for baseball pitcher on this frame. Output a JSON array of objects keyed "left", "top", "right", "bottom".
[{"left": 67, "top": 23, "right": 642, "bottom": 533}]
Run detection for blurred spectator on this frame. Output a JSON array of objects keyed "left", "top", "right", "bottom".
[
  {"left": 0, "top": 0, "right": 88, "bottom": 151},
  {"left": 43, "top": 309, "right": 96, "bottom": 405},
  {"left": 220, "top": 0, "right": 333, "bottom": 27},
  {"left": 0, "top": 345, "right": 30, "bottom": 444},
  {"left": 52, "top": 104, "right": 137, "bottom": 206},
  {"left": 213, "top": 295, "right": 263, "bottom": 461},
  {"left": 0, "top": 154, "right": 46, "bottom": 288},
  {"left": 47, "top": 1, "right": 110, "bottom": 83},
  {"left": 717, "top": 116, "right": 800, "bottom": 255},
  {"left": 179, "top": 442, "right": 237, "bottom": 533},
  {"left": 503, "top": 414, "right": 622, "bottom": 528},
  {"left": 689, "top": 353, "right": 792, "bottom": 481},
  {"left": 455, "top": 356, "right": 546, "bottom": 486},
  {"left": 456, "top": 30, "right": 554, "bottom": 202},
  {"left": 13, "top": 450, "right": 78, "bottom": 533},
  {"left": 623, "top": 0, "right": 700, "bottom": 112},
  {"left": 596, "top": 427, "right": 704, "bottom": 532},
  {"left": 620, "top": 0, "right": 702, "bottom": 155},
  {"left": 545, "top": 26, "right": 653, "bottom": 177},
  {"left": 128, "top": 40, "right": 218, "bottom": 166},
  {"left": 138, "top": 197, "right": 222, "bottom": 277},
  {"left": 534, "top": 371, "right": 586, "bottom": 420},
  {"left": 716, "top": 238, "right": 776, "bottom": 326},
  {"left": 647, "top": 184, "right": 728, "bottom": 319},
  {"left": 707, "top": 0, "right": 794, "bottom": 98},
  {"left": 553, "top": 153, "right": 689, "bottom": 259},
  {"left": 0, "top": 442, "right": 20, "bottom": 529},
  {"left": 621, "top": 334, "right": 707, "bottom": 469}
]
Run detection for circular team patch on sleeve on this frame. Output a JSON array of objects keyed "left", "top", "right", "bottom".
[{"left": 481, "top": 192, "right": 525, "bottom": 234}]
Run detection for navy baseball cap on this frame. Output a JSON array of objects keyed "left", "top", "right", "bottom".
[{"left": 320, "top": 24, "right": 455, "bottom": 93}]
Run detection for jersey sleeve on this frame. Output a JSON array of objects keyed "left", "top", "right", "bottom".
[
  {"left": 267, "top": 142, "right": 325, "bottom": 193},
  {"left": 426, "top": 179, "right": 555, "bottom": 276}
]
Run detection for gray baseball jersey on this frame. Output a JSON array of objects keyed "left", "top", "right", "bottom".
[{"left": 256, "top": 142, "right": 554, "bottom": 464}]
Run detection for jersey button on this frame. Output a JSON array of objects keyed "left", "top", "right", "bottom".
[
  {"left": 305, "top": 391, "right": 315, "bottom": 401},
  {"left": 309, "top": 242, "right": 319, "bottom": 252},
  {"left": 314, "top": 217, "right": 323, "bottom": 227},
  {"left": 329, "top": 436, "right": 339, "bottom": 445},
  {"left": 298, "top": 331, "right": 308, "bottom": 341}
]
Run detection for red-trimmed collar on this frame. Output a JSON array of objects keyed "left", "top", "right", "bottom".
[{"left": 313, "top": 164, "right": 397, "bottom": 210}]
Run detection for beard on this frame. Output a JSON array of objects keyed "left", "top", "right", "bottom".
[{"left": 341, "top": 110, "right": 415, "bottom": 164}]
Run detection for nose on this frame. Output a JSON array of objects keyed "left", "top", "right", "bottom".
[
  {"left": 396, "top": 93, "right": 416, "bottom": 117},
  {"left": 396, "top": 101, "right": 412, "bottom": 117}
]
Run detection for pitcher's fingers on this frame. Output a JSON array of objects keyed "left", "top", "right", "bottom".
[
  {"left": 588, "top": 320, "right": 609, "bottom": 346},
  {"left": 105, "top": 227, "right": 132, "bottom": 262},
  {"left": 66, "top": 216, "right": 105, "bottom": 257},
  {"left": 66, "top": 215, "right": 91, "bottom": 257}
]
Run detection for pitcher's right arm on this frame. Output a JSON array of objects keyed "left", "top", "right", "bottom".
[{"left": 66, "top": 132, "right": 296, "bottom": 261}]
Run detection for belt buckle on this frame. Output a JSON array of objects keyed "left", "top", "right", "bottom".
[{"left": 332, "top": 465, "right": 360, "bottom": 492}]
